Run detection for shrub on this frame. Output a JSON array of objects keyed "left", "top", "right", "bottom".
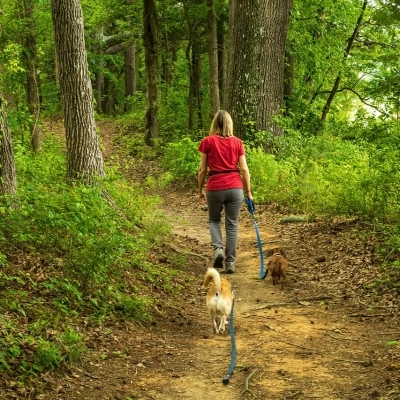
[{"left": 162, "top": 136, "right": 200, "bottom": 183}]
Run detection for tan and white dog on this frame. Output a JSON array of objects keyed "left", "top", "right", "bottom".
[{"left": 202, "top": 268, "right": 234, "bottom": 334}]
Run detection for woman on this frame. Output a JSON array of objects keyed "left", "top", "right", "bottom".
[{"left": 198, "top": 110, "right": 253, "bottom": 274}]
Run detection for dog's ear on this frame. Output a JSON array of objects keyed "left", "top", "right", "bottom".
[{"left": 280, "top": 247, "right": 286, "bottom": 257}]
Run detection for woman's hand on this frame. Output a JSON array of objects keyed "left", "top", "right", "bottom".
[{"left": 199, "top": 191, "right": 206, "bottom": 205}]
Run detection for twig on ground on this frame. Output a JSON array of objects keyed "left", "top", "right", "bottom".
[
  {"left": 169, "top": 244, "right": 209, "bottom": 262},
  {"left": 83, "top": 372, "right": 99, "bottom": 379},
  {"left": 356, "top": 296, "right": 399, "bottom": 309},
  {"left": 241, "top": 368, "right": 258, "bottom": 398},
  {"left": 264, "top": 324, "right": 280, "bottom": 332},
  {"left": 349, "top": 313, "right": 392, "bottom": 318},
  {"left": 324, "top": 333, "right": 360, "bottom": 342},
  {"left": 243, "top": 295, "right": 333, "bottom": 313},
  {"left": 283, "top": 390, "right": 302, "bottom": 399},
  {"left": 161, "top": 188, "right": 177, "bottom": 196}
]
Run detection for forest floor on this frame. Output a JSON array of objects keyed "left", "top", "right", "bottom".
[{"left": 4, "top": 121, "right": 400, "bottom": 400}]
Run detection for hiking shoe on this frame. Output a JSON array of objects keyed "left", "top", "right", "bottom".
[
  {"left": 225, "top": 263, "right": 235, "bottom": 274},
  {"left": 213, "top": 248, "right": 224, "bottom": 268}
]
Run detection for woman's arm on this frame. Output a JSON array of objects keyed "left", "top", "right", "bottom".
[
  {"left": 239, "top": 154, "right": 253, "bottom": 201},
  {"left": 198, "top": 152, "right": 208, "bottom": 204}
]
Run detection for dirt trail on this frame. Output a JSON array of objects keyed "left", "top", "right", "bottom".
[
  {"left": 154, "top": 190, "right": 399, "bottom": 400},
  {"left": 30, "top": 121, "right": 399, "bottom": 400}
]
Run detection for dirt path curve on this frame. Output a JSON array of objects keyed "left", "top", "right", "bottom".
[{"left": 155, "top": 189, "right": 400, "bottom": 400}]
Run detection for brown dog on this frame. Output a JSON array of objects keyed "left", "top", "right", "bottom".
[
  {"left": 202, "top": 268, "right": 233, "bottom": 334},
  {"left": 265, "top": 247, "right": 288, "bottom": 290}
]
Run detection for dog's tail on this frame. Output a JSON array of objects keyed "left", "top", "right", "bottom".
[{"left": 202, "top": 267, "right": 221, "bottom": 292}]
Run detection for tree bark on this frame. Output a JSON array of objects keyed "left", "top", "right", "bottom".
[
  {"left": 283, "top": 47, "right": 294, "bottom": 113},
  {"left": 186, "top": 41, "right": 194, "bottom": 130},
  {"left": 217, "top": 10, "right": 226, "bottom": 108},
  {"left": 143, "top": 0, "right": 159, "bottom": 146},
  {"left": 183, "top": 1, "right": 194, "bottom": 130},
  {"left": 206, "top": 0, "right": 220, "bottom": 118},
  {"left": 226, "top": 0, "right": 292, "bottom": 140},
  {"left": 124, "top": 41, "right": 136, "bottom": 111},
  {"left": 193, "top": 38, "right": 203, "bottom": 130},
  {"left": 103, "top": 75, "right": 116, "bottom": 116},
  {"left": 51, "top": 0, "right": 105, "bottom": 183},
  {"left": 94, "top": 28, "right": 104, "bottom": 114},
  {"left": 21, "top": 0, "right": 41, "bottom": 151},
  {"left": 0, "top": 95, "right": 17, "bottom": 196},
  {"left": 317, "top": 0, "right": 368, "bottom": 132}
]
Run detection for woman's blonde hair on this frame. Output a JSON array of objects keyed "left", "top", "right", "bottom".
[{"left": 209, "top": 110, "right": 233, "bottom": 137}]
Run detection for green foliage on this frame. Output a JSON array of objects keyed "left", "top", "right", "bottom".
[
  {"left": 5, "top": 134, "right": 163, "bottom": 299},
  {"left": 385, "top": 340, "right": 400, "bottom": 346},
  {"left": 243, "top": 128, "right": 400, "bottom": 225},
  {"left": 0, "top": 128, "right": 192, "bottom": 382},
  {"left": 0, "top": 307, "right": 86, "bottom": 380},
  {"left": 162, "top": 137, "right": 200, "bottom": 183},
  {"left": 245, "top": 148, "right": 281, "bottom": 203}
]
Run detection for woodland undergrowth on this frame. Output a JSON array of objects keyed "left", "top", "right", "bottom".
[{"left": 0, "top": 116, "right": 399, "bottom": 390}]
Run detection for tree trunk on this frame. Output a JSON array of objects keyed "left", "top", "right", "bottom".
[
  {"left": 0, "top": 95, "right": 17, "bottom": 196},
  {"left": 217, "top": 11, "right": 226, "bottom": 109},
  {"left": 103, "top": 75, "right": 116, "bottom": 116},
  {"left": 51, "top": 0, "right": 105, "bottom": 183},
  {"left": 206, "top": 0, "right": 220, "bottom": 118},
  {"left": 160, "top": 29, "right": 171, "bottom": 89},
  {"left": 125, "top": 41, "right": 136, "bottom": 111},
  {"left": 317, "top": 0, "right": 368, "bottom": 132},
  {"left": 193, "top": 38, "right": 203, "bottom": 130},
  {"left": 186, "top": 42, "right": 194, "bottom": 130},
  {"left": 21, "top": 0, "right": 41, "bottom": 151},
  {"left": 226, "top": 0, "right": 292, "bottom": 140},
  {"left": 283, "top": 47, "right": 294, "bottom": 113},
  {"left": 123, "top": 0, "right": 136, "bottom": 112},
  {"left": 94, "top": 28, "right": 104, "bottom": 114},
  {"left": 183, "top": 1, "right": 195, "bottom": 130},
  {"left": 143, "top": 0, "right": 159, "bottom": 146}
]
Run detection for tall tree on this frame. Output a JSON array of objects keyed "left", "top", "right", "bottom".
[
  {"left": 226, "top": 0, "right": 292, "bottom": 140},
  {"left": 183, "top": 0, "right": 205, "bottom": 130},
  {"left": 206, "top": 0, "right": 220, "bottom": 117},
  {"left": 20, "top": 0, "right": 41, "bottom": 151},
  {"left": 124, "top": 0, "right": 136, "bottom": 109},
  {"left": 125, "top": 42, "right": 136, "bottom": 103},
  {"left": 143, "top": 0, "right": 159, "bottom": 146},
  {"left": 317, "top": 0, "right": 368, "bottom": 132},
  {"left": 0, "top": 95, "right": 17, "bottom": 196},
  {"left": 216, "top": 1, "right": 227, "bottom": 108},
  {"left": 51, "top": 0, "right": 105, "bottom": 183}
]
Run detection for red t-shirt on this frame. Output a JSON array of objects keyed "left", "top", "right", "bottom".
[{"left": 198, "top": 134, "right": 245, "bottom": 191}]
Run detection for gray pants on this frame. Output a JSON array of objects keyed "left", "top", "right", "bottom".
[{"left": 206, "top": 188, "right": 244, "bottom": 265}]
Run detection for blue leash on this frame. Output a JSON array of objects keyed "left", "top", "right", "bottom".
[
  {"left": 222, "top": 298, "right": 236, "bottom": 384},
  {"left": 245, "top": 197, "right": 266, "bottom": 279}
]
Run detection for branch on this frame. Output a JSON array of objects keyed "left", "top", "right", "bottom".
[
  {"left": 315, "top": 86, "right": 389, "bottom": 117},
  {"left": 243, "top": 295, "right": 333, "bottom": 313},
  {"left": 241, "top": 368, "right": 257, "bottom": 398},
  {"left": 317, "top": 0, "right": 368, "bottom": 131},
  {"left": 168, "top": 244, "right": 209, "bottom": 262},
  {"left": 355, "top": 38, "right": 397, "bottom": 49},
  {"left": 338, "top": 87, "right": 389, "bottom": 116},
  {"left": 105, "top": 43, "right": 126, "bottom": 55}
]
